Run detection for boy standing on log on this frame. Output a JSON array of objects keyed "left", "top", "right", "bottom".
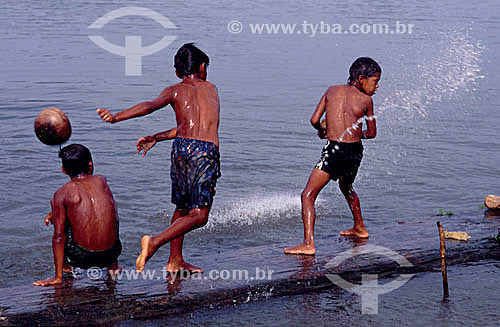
[
  {"left": 97, "top": 43, "right": 220, "bottom": 273},
  {"left": 285, "top": 57, "right": 381, "bottom": 255}
]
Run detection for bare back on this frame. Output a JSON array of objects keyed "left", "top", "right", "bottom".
[
  {"left": 324, "top": 85, "right": 372, "bottom": 142},
  {"left": 56, "top": 175, "right": 118, "bottom": 251},
  {"left": 168, "top": 79, "right": 220, "bottom": 146}
]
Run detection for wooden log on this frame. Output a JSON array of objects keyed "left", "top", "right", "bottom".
[{"left": 1, "top": 237, "right": 499, "bottom": 326}]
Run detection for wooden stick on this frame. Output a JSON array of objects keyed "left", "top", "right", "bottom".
[{"left": 437, "top": 221, "right": 449, "bottom": 298}]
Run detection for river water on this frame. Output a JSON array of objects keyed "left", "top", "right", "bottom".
[{"left": 1, "top": 0, "right": 499, "bottom": 325}]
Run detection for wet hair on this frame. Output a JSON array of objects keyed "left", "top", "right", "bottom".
[
  {"left": 58, "top": 144, "right": 93, "bottom": 177},
  {"left": 174, "top": 43, "right": 209, "bottom": 77},
  {"left": 348, "top": 57, "right": 381, "bottom": 85}
]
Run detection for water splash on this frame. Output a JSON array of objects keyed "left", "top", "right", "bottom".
[
  {"left": 204, "top": 193, "right": 301, "bottom": 229},
  {"left": 377, "top": 28, "right": 484, "bottom": 121},
  {"left": 356, "top": 27, "right": 485, "bottom": 176},
  {"left": 336, "top": 30, "right": 483, "bottom": 144},
  {"left": 338, "top": 115, "right": 377, "bottom": 142}
]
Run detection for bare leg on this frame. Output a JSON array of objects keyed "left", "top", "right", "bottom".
[
  {"left": 166, "top": 208, "right": 203, "bottom": 273},
  {"left": 339, "top": 176, "right": 369, "bottom": 238},
  {"left": 285, "top": 168, "right": 330, "bottom": 255},
  {"left": 136, "top": 207, "right": 210, "bottom": 272}
]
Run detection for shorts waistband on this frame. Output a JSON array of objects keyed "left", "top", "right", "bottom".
[
  {"left": 174, "top": 137, "right": 218, "bottom": 149},
  {"left": 327, "top": 140, "right": 362, "bottom": 146}
]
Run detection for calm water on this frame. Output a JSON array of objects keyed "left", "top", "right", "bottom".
[{"left": 1, "top": 0, "right": 499, "bottom": 324}]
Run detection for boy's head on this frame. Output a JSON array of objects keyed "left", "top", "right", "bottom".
[
  {"left": 174, "top": 43, "right": 210, "bottom": 79},
  {"left": 59, "top": 144, "right": 93, "bottom": 177},
  {"left": 348, "top": 57, "right": 381, "bottom": 85},
  {"left": 348, "top": 57, "right": 381, "bottom": 96}
]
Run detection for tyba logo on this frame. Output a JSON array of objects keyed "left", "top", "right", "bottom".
[
  {"left": 88, "top": 7, "right": 177, "bottom": 76},
  {"left": 325, "top": 245, "right": 414, "bottom": 314}
]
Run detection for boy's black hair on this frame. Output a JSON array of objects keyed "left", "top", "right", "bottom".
[
  {"left": 59, "top": 144, "right": 93, "bottom": 177},
  {"left": 174, "top": 43, "right": 209, "bottom": 77},
  {"left": 348, "top": 57, "right": 381, "bottom": 84}
]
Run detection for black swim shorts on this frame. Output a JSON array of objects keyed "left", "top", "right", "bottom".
[
  {"left": 314, "top": 140, "right": 363, "bottom": 181},
  {"left": 170, "top": 137, "right": 221, "bottom": 210},
  {"left": 64, "top": 222, "right": 122, "bottom": 269}
]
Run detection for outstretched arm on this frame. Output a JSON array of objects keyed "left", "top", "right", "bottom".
[
  {"left": 361, "top": 98, "right": 377, "bottom": 139},
  {"left": 137, "top": 128, "right": 177, "bottom": 157},
  {"left": 310, "top": 92, "right": 327, "bottom": 139},
  {"left": 97, "top": 86, "right": 175, "bottom": 124},
  {"left": 33, "top": 192, "right": 66, "bottom": 286}
]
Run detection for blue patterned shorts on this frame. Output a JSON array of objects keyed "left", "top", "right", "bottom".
[{"left": 171, "top": 137, "right": 221, "bottom": 210}]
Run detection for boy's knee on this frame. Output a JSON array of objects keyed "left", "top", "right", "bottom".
[
  {"left": 339, "top": 177, "right": 354, "bottom": 194},
  {"left": 188, "top": 208, "right": 209, "bottom": 227},
  {"left": 301, "top": 189, "right": 316, "bottom": 202},
  {"left": 339, "top": 183, "right": 354, "bottom": 197},
  {"left": 339, "top": 184, "right": 349, "bottom": 194},
  {"left": 195, "top": 214, "right": 208, "bottom": 227}
]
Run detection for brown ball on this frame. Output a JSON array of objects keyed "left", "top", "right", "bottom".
[{"left": 34, "top": 108, "right": 72, "bottom": 146}]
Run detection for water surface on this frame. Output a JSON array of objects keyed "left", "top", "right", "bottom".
[{"left": 1, "top": 0, "right": 499, "bottom": 324}]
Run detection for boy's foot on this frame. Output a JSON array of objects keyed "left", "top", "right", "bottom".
[
  {"left": 63, "top": 262, "right": 72, "bottom": 273},
  {"left": 485, "top": 195, "right": 500, "bottom": 209},
  {"left": 136, "top": 235, "right": 156, "bottom": 273},
  {"left": 33, "top": 276, "right": 63, "bottom": 287},
  {"left": 284, "top": 243, "right": 316, "bottom": 256},
  {"left": 166, "top": 261, "right": 204, "bottom": 273},
  {"left": 340, "top": 228, "right": 369, "bottom": 238}
]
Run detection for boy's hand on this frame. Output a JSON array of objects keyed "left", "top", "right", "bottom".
[
  {"left": 137, "top": 136, "right": 157, "bottom": 157},
  {"left": 317, "top": 127, "right": 327, "bottom": 139},
  {"left": 96, "top": 108, "right": 116, "bottom": 123},
  {"left": 44, "top": 212, "right": 53, "bottom": 226},
  {"left": 33, "top": 276, "right": 62, "bottom": 286},
  {"left": 317, "top": 118, "right": 327, "bottom": 139}
]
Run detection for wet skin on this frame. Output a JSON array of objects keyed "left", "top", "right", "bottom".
[
  {"left": 97, "top": 63, "right": 219, "bottom": 147},
  {"left": 34, "top": 164, "right": 120, "bottom": 286},
  {"left": 285, "top": 73, "right": 380, "bottom": 255},
  {"left": 97, "top": 63, "right": 220, "bottom": 273}
]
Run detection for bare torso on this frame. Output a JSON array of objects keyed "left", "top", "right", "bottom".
[
  {"left": 324, "top": 84, "right": 372, "bottom": 143},
  {"left": 168, "top": 78, "right": 220, "bottom": 146},
  {"left": 57, "top": 175, "right": 118, "bottom": 251}
]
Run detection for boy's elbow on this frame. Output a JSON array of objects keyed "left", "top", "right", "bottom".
[
  {"left": 143, "top": 101, "right": 155, "bottom": 113},
  {"left": 310, "top": 118, "right": 320, "bottom": 128},
  {"left": 363, "top": 130, "right": 376, "bottom": 139}
]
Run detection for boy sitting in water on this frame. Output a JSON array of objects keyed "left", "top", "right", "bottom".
[
  {"left": 97, "top": 43, "right": 220, "bottom": 274},
  {"left": 285, "top": 57, "right": 381, "bottom": 255},
  {"left": 34, "top": 144, "right": 121, "bottom": 286}
]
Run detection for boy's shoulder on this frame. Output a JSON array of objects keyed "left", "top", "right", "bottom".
[
  {"left": 54, "top": 175, "right": 108, "bottom": 198},
  {"left": 53, "top": 181, "right": 76, "bottom": 203},
  {"left": 164, "top": 80, "right": 216, "bottom": 93},
  {"left": 325, "top": 84, "right": 349, "bottom": 95},
  {"left": 326, "top": 84, "right": 372, "bottom": 102},
  {"left": 94, "top": 174, "right": 108, "bottom": 183}
]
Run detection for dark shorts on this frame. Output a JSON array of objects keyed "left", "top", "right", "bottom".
[
  {"left": 315, "top": 141, "right": 363, "bottom": 182},
  {"left": 171, "top": 137, "right": 221, "bottom": 210},
  {"left": 64, "top": 222, "right": 121, "bottom": 269}
]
